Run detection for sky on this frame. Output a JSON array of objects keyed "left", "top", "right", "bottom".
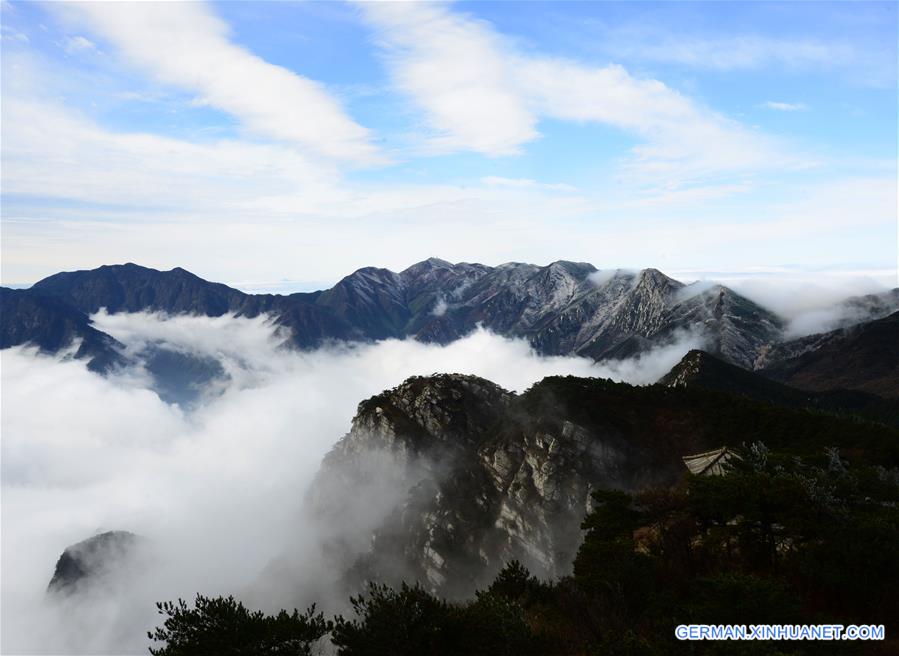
[{"left": 1, "top": 0, "right": 896, "bottom": 291}]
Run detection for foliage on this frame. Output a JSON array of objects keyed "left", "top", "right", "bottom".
[
  {"left": 330, "top": 581, "right": 540, "bottom": 656},
  {"left": 147, "top": 594, "right": 331, "bottom": 656}
]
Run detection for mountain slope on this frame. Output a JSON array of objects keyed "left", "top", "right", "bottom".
[
  {"left": 28, "top": 263, "right": 361, "bottom": 349},
  {"left": 759, "top": 311, "right": 899, "bottom": 398},
  {"left": 662, "top": 349, "right": 899, "bottom": 425},
  {"left": 0, "top": 287, "right": 124, "bottom": 371}
]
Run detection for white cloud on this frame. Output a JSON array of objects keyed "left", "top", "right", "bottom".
[
  {"left": 580, "top": 19, "right": 895, "bottom": 89},
  {"left": 60, "top": 34, "right": 98, "bottom": 55},
  {"left": 54, "top": 2, "right": 380, "bottom": 164},
  {"left": 2, "top": 95, "right": 894, "bottom": 287},
  {"left": 517, "top": 58, "right": 789, "bottom": 184},
  {"left": 481, "top": 176, "right": 576, "bottom": 192},
  {"left": 762, "top": 101, "right": 808, "bottom": 112},
  {"left": 358, "top": 1, "right": 536, "bottom": 156},
  {"left": 606, "top": 33, "right": 853, "bottom": 72},
  {"left": 357, "top": 1, "right": 795, "bottom": 184},
  {"left": 0, "top": 24, "right": 29, "bottom": 43},
  {"left": 1, "top": 96, "right": 341, "bottom": 209}
]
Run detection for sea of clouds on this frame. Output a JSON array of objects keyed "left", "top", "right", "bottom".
[{"left": 1, "top": 311, "right": 704, "bottom": 654}]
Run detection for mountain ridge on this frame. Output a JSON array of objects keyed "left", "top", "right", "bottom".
[
  {"left": 759, "top": 311, "right": 899, "bottom": 399},
  {"left": 662, "top": 348, "right": 899, "bottom": 425},
  {"left": 4, "top": 260, "right": 897, "bottom": 378}
]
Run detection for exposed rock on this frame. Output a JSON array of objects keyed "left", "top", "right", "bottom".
[
  {"left": 309, "top": 374, "right": 698, "bottom": 599},
  {"left": 47, "top": 531, "right": 149, "bottom": 595}
]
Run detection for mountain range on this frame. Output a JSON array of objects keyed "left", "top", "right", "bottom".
[{"left": 4, "top": 260, "right": 896, "bottom": 380}]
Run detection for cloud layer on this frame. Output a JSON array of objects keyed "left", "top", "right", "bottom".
[{"left": 1, "top": 312, "right": 702, "bottom": 654}]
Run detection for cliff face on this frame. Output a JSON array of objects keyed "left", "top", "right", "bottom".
[{"left": 307, "top": 374, "right": 696, "bottom": 599}]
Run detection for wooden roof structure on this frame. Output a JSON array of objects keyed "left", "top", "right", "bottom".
[{"left": 682, "top": 447, "right": 740, "bottom": 477}]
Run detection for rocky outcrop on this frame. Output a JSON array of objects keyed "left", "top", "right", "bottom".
[
  {"left": 308, "top": 374, "right": 702, "bottom": 599},
  {"left": 47, "top": 531, "right": 148, "bottom": 595}
]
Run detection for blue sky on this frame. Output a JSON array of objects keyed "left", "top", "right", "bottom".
[{"left": 1, "top": 1, "right": 895, "bottom": 290}]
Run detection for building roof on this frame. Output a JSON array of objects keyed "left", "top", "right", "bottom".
[{"left": 682, "top": 447, "right": 740, "bottom": 477}]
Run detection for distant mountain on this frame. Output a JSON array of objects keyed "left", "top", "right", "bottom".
[
  {"left": 29, "top": 263, "right": 350, "bottom": 349},
  {"left": 662, "top": 349, "right": 899, "bottom": 425},
  {"left": 306, "top": 372, "right": 899, "bottom": 599},
  {"left": 47, "top": 531, "right": 147, "bottom": 595},
  {"left": 8, "top": 259, "right": 794, "bottom": 368},
  {"left": 0, "top": 287, "right": 124, "bottom": 371},
  {"left": 759, "top": 311, "right": 899, "bottom": 399},
  {"left": 32, "top": 263, "right": 256, "bottom": 316},
  {"left": 837, "top": 288, "right": 899, "bottom": 328},
  {"left": 412, "top": 264, "right": 786, "bottom": 368}
]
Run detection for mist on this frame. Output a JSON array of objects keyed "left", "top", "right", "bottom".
[
  {"left": 1, "top": 312, "right": 702, "bottom": 654},
  {"left": 698, "top": 273, "right": 897, "bottom": 337}
]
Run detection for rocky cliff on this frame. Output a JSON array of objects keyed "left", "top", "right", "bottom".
[{"left": 309, "top": 372, "right": 678, "bottom": 598}]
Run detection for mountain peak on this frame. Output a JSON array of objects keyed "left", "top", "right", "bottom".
[
  {"left": 659, "top": 349, "right": 730, "bottom": 388},
  {"left": 400, "top": 257, "right": 455, "bottom": 277},
  {"left": 636, "top": 267, "right": 681, "bottom": 290}
]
